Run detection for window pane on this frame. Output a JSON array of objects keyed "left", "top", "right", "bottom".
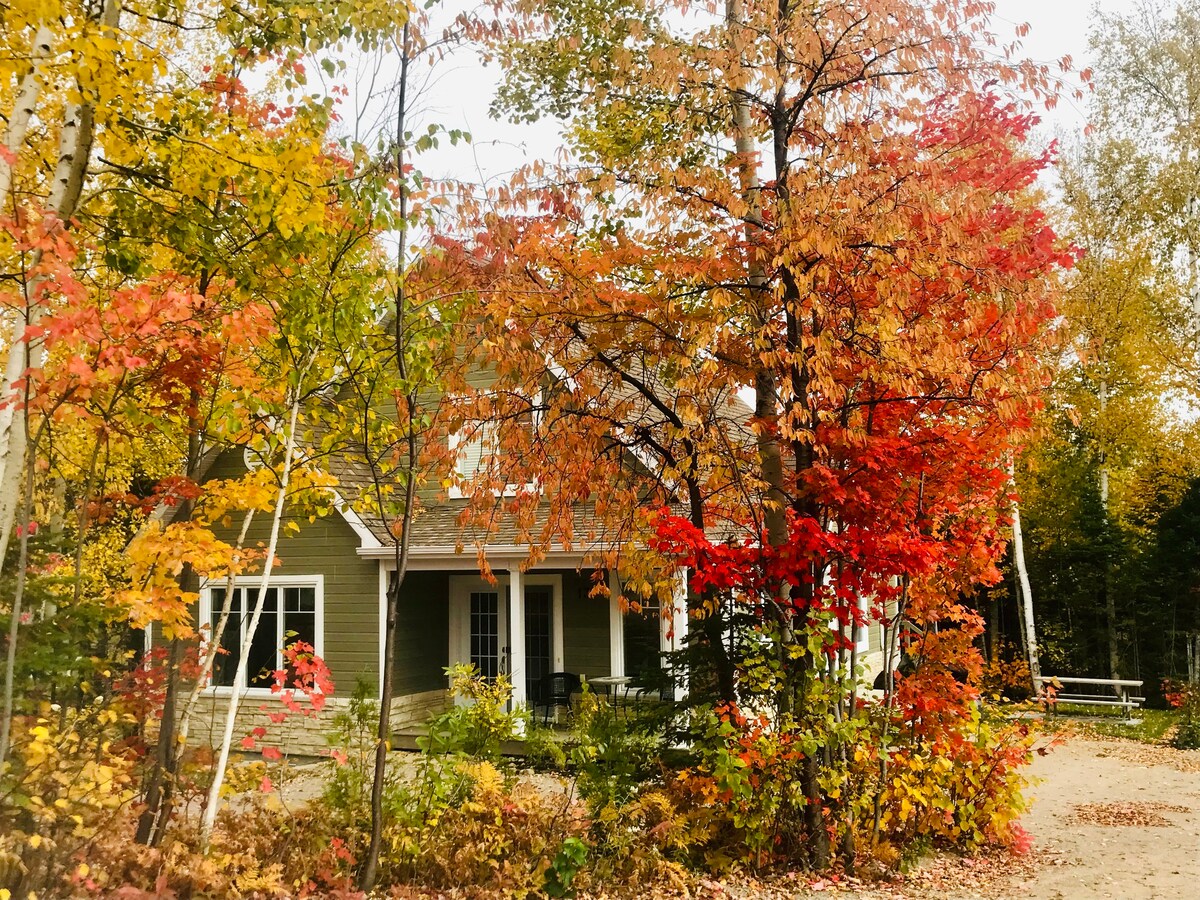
[
  {"left": 285, "top": 586, "right": 315, "bottom": 613},
  {"left": 457, "top": 430, "right": 487, "bottom": 480},
  {"left": 624, "top": 601, "right": 661, "bottom": 681},
  {"left": 210, "top": 588, "right": 242, "bottom": 687},
  {"left": 246, "top": 587, "right": 279, "bottom": 688},
  {"left": 209, "top": 583, "right": 318, "bottom": 689},
  {"left": 470, "top": 591, "right": 499, "bottom": 679},
  {"left": 284, "top": 608, "right": 316, "bottom": 652},
  {"left": 524, "top": 587, "right": 552, "bottom": 702}
]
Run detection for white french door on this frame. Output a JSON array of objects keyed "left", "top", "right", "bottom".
[
  {"left": 450, "top": 577, "right": 509, "bottom": 682},
  {"left": 448, "top": 574, "right": 564, "bottom": 706}
]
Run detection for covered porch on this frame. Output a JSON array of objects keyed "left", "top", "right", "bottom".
[{"left": 375, "top": 552, "right": 688, "bottom": 726}]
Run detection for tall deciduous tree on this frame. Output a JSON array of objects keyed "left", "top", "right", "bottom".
[
  {"left": 456, "top": 0, "right": 1071, "bottom": 866},
  {"left": 1009, "top": 0, "right": 1200, "bottom": 686}
]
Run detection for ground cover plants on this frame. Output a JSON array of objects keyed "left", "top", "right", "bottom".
[{"left": 0, "top": 662, "right": 1038, "bottom": 897}]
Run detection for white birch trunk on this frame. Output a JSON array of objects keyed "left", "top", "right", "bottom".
[
  {"left": 0, "top": 0, "right": 120, "bottom": 574},
  {"left": 200, "top": 391, "right": 303, "bottom": 845},
  {"left": 0, "top": 98, "right": 91, "bottom": 573},
  {"left": 1009, "top": 464, "right": 1042, "bottom": 686},
  {"left": 0, "top": 25, "right": 54, "bottom": 205}
]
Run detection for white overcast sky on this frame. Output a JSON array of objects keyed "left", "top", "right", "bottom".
[{"left": 373, "top": 0, "right": 1149, "bottom": 187}]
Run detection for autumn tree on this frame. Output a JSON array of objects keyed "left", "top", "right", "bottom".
[
  {"left": 1087, "top": 0, "right": 1200, "bottom": 333},
  {"left": 0, "top": 0, "right": 409, "bottom": 850},
  {"left": 1008, "top": 0, "right": 1200, "bottom": 688},
  {"left": 453, "top": 0, "right": 1072, "bottom": 867}
]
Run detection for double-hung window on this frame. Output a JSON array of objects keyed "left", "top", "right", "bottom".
[
  {"left": 448, "top": 393, "right": 540, "bottom": 498},
  {"left": 202, "top": 576, "right": 323, "bottom": 692}
]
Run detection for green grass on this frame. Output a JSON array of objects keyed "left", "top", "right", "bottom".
[{"left": 1046, "top": 705, "right": 1179, "bottom": 743}]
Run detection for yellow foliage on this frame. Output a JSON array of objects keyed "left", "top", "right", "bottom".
[{"left": 117, "top": 521, "right": 250, "bottom": 639}]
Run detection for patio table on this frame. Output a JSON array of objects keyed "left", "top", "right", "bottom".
[{"left": 586, "top": 675, "right": 633, "bottom": 710}]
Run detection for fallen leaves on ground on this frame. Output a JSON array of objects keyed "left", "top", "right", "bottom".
[
  {"left": 1068, "top": 801, "right": 1190, "bottom": 827},
  {"left": 1092, "top": 739, "right": 1200, "bottom": 773}
]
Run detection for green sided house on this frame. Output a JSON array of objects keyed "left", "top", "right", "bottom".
[
  {"left": 181, "top": 451, "right": 698, "bottom": 754},
  {"left": 179, "top": 399, "right": 888, "bottom": 756}
]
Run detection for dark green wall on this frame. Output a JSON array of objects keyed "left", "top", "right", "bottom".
[
  {"left": 392, "top": 570, "right": 450, "bottom": 694},
  {"left": 561, "top": 569, "right": 611, "bottom": 678}
]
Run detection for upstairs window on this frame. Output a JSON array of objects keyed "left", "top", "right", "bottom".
[{"left": 449, "top": 395, "right": 538, "bottom": 497}]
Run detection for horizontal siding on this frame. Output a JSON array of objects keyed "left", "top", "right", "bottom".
[
  {"left": 192, "top": 450, "right": 381, "bottom": 698},
  {"left": 393, "top": 571, "right": 450, "bottom": 695},
  {"left": 561, "top": 569, "right": 610, "bottom": 679},
  {"left": 867, "top": 621, "right": 882, "bottom": 653}
]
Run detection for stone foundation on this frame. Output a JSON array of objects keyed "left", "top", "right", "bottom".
[{"left": 181, "top": 689, "right": 450, "bottom": 759}]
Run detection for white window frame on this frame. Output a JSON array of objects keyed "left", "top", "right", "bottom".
[
  {"left": 853, "top": 594, "right": 871, "bottom": 653},
  {"left": 447, "top": 391, "right": 542, "bottom": 499},
  {"left": 198, "top": 574, "right": 325, "bottom": 697}
]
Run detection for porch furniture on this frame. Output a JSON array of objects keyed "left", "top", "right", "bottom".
[
  {"left": 629, "top": 666, "right": 678, "bottom": 705},
  {"left": 587, "top": 674, "right": 633, "bottom": 710},
  {"left": 535, "top": 671, "right": 582, "bottom": 725},
  {"left": 1035, "top": 676, "right": 1145, "bottom": 721},
  {"left": 633, "top": 679, "right": 676, "bottom": 704}
]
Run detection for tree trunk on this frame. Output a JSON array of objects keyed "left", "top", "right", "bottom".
[
  {"left": 0, "top": 429, "right": 36, "bottom": 767},
  {"left": 1009, "top": 465, "right": 1042, "bottom": 687},
  {"left": 0, "top": 25, "right": 54, "bottom": 204},
  {"left": 361, "top": 23, "right": 414, "bottom": 889},
  {"left": 0, "top": 0, "right": 122, "bottom": 575},
  {"left": 724, "top": 0, "right": 827, "bottom": 868},
  {"left": 1095, "top": 378, "right": 1121, "bottom": 681},
  {"left": 176, "top": 509, "right": 256, "bottom": 747},
  {"left": 200, "top": 387, "right": 304, "bottom": 846}
]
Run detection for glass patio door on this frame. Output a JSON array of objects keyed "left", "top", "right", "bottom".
[
  {"left": 523, "top": 585, "right": 554, "bottom": 702},
  {"left": 469, "top": 588, "right": 505, "bottom": 679}
]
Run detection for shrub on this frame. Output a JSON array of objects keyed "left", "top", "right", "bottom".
[
  {"left": 568, "top": 689, "right": 663, "bottom": 812},
  {"left": 544, "top": 836, "right": 588, "bottom": 898},
  {"left": 861, "top": 705, "right": 1034, "bottom": 851},
  {"left": 0, "top": 701, "right": 138, "bottom": 897},
  {"left": 1164, "top": 679, "right": 1200, "bottom": 749},
  {"left": 408, "top": 760, "right": 579, "bottom": 894},
  {"left": 978, "top": 647, "right": 1033, "bottom": 702},
  {"left": 523, "top": 719, "right": 567, "bottom": 770},
  {"left": 421, "top": 664, "right": 524, "bottom": 760},
  {"left": 670, "top": 704, "right": 809, "bottom": 869}
]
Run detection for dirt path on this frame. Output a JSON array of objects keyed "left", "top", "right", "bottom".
[{"left": 994, "top": 735, "right": 1200, "bottom": 900}]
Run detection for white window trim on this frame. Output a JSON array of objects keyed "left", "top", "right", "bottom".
[
  {"left": 447, "top": 391, "right": 543, "bottom": 499},
  {"left": 852, "top": 594, "right": 871, "bottom": 652},
  {"left": 199, "top": 574, "right": 325, "bottom": 698}
]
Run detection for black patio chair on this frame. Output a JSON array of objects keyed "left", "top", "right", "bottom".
[
  {"left": 630, "top": 667, "right": 676, "bottom": 708},
  {"left": 535, "top": 671, "right": 582, "bottom": 725}
]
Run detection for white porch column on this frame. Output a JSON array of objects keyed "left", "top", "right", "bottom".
[
  {"left": 607, "top": 568, "right": 625, "bottom": 677},
  {"left": 668, "top": 568, "right": 689, "bottom": 700},
  {"left": 509, "top": 566, "right": 527, "bottom": 708},
  {"left": 377, "top": 561, "right": 389, "bottom": 702}
]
